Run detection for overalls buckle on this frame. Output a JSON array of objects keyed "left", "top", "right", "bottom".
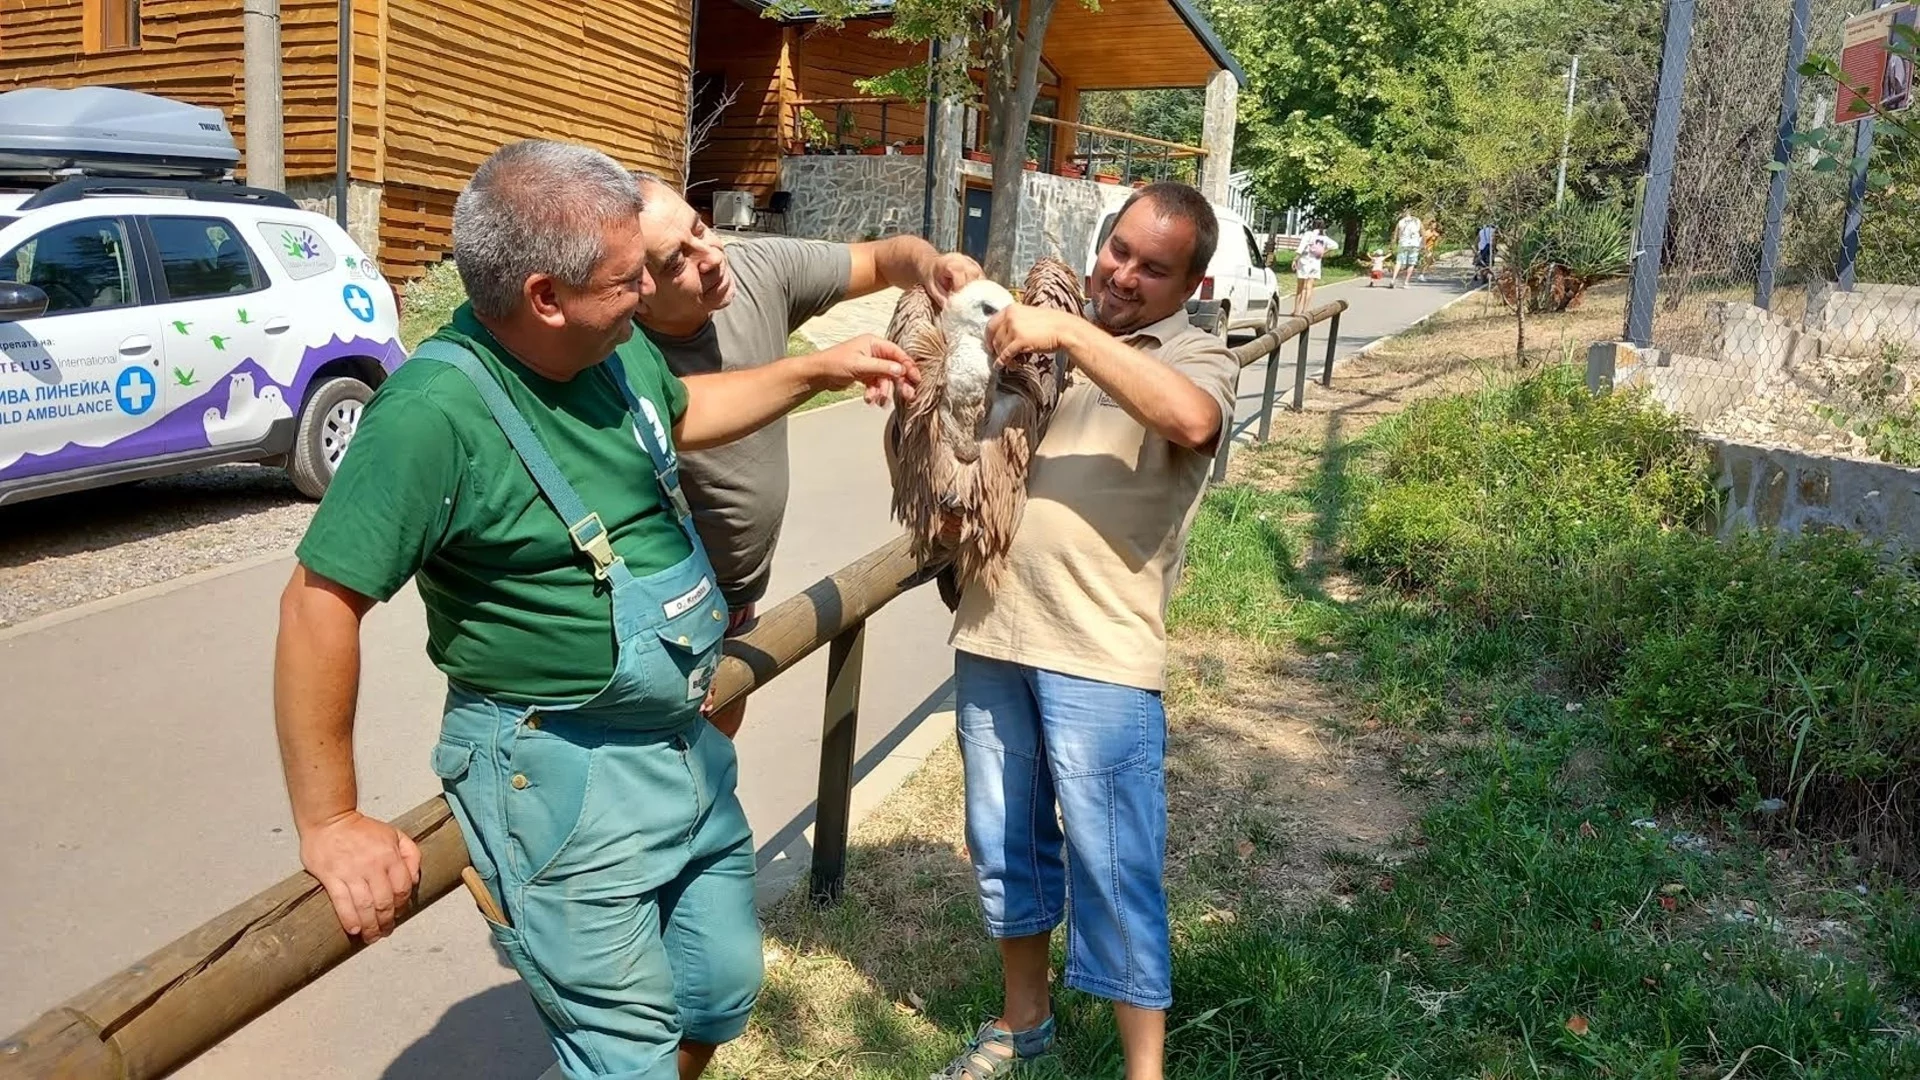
[{"left": 568, "top": 512, "right": 620, "bottom": 580}]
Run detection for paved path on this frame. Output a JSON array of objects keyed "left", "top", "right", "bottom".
[{"left": 0, "top": 272, "right": 1471, "bottom": 1078}]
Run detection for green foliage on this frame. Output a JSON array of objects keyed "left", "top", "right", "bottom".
[
  {"left": 1342, "top": 366, "right": 1920, "bottom": 873},
  {"left": 1346, "top": 366, "right": 1713, "bottom": 588},
  {"left": 1199, "top": 0, "right": 1656, "bottom": 237},
  {"left": 399, "top": 258, "right": 468, "bottom": 350},
  {"left": 1163, "top": 728, "right": 1920, "bottom": 1078},
  {"left": 1501, "top": 199, "right": 1634, "bottom": 312}
]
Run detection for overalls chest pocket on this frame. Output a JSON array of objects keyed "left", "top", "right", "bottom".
[{"left": 644, "top": 589, "right": 730, "bottom": 710}]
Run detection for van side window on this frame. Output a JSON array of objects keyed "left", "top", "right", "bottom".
[
  {"left": 0, "top": 217, "right": 138, "bottom": 316},
  {"left": 1244, "top": 227, "right": 1264, "bottom": 268},
  {"left": 150, "top": 216, "right": 266, "bottom": 301}
]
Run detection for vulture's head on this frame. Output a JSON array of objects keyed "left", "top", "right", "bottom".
[{"left": 941, "top": 279, "right": 1017, "bottom": 341}]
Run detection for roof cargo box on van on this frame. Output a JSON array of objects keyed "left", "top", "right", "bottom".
[{"left": 0, "top": 86, "right": 239, "bottom": 182}]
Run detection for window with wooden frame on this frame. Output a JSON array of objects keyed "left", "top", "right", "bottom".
[{"left": 85, "top": 0, "right": 142, "bottom": 53}]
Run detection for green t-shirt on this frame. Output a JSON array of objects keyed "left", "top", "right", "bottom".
[{"left": 296, "top": 304, "right": 693, "bottom": 703}]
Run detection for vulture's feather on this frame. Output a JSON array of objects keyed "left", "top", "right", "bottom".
[{"left": 884, "top": 257, "right": 1084, "bottom": 601}]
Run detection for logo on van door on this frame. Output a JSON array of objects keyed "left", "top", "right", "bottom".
[{"left": 115, "top": 367, "right": 157, "bottom": 416}]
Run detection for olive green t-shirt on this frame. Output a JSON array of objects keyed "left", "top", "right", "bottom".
[{"left": 296, "top": 304, "right": 693, "bottom": 703}]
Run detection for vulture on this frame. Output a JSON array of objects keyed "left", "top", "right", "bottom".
[{"left": 883, "top": 256, "right": 1084, "bottom": 608}]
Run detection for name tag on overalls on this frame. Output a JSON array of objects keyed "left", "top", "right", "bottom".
[{"left": 664, "top": 577, "right": 713, "bottom": 619}]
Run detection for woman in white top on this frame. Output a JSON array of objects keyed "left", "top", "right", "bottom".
[{"left": 1291, "top": 219, "right": 1337, "bottom": 316}]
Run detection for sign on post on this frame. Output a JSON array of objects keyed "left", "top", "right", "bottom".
[{"left": 1836, "top": 2, "right": 1915, "bottom": 122}]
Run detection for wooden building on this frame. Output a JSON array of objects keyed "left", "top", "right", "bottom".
[
  {"left": 1, "top": 0, "right": 696, "bottom": 280},
  {"left": 688, "top": 0, "right": 1244, "bottom": 202}
]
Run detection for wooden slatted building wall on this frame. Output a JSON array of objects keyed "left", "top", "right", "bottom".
[
  {"left": 2, "top": 0, "right": 694, "bottom": 281},
  {"left": 378, "top": 0, "right": 692, "bottom": 278},
  {"left": 791, "top": 18, "right": 922, "bottom": 148},
  {"left": 0, "top": 0, "right": 248, "bottom": 128},
  {"left": 686, "top": 0, "right": 788, "bottom": 202}
]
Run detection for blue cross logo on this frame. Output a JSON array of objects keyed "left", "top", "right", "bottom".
[
  {"left": 342, "top": 283, "right": 376, "bottom": 324},
  {"left": 115, "top": 367, "right": 156, "bottom": 415}
]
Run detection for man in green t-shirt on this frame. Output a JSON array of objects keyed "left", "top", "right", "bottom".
[
  {"left": 628, "top": 177, "right": 981, "bottom": 739},
  {"left": 273, "top": 140, "right": 917, "bottom": 1080}
]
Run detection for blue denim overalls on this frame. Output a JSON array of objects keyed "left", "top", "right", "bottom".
[{"left": 413, "top": 340, "right": 763, "bottom": 1080}]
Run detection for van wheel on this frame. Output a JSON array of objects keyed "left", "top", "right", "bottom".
[
  {"left": 1215, "top": 302, "right": 1231, "bottom": 339},
  {"left": 1266, "top": 303, "right": 1282, "bottom": 335},
  {"left": 289, "top": 376, "right": 372, "bottom": 499}
]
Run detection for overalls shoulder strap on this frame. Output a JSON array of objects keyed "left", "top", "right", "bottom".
[
  {"left": 412, "top": 339, "right": 631, "bottom": 585},
  {"left": 596, "top": 352, "right": 704, "bottom": 554}
]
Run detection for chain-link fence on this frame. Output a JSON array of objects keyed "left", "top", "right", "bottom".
[{"left": 1623, "top": 0, "right": 1920, "bottom": 468}]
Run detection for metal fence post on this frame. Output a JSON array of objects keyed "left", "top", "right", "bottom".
[
  {"left": 1625, "top": 0, "right": 1697, "bottom": 346},
  {"left": 1756, "top": 0, "right": 1813, "bottom": 310},
  {"left": 1838, "top": 0, "right": 1890, "bottom": 292},
  {"left": 1321, "top": 310, "right": 1340, "bottom": 386},
  {"left": 1258, "top": 333, "right": 1283, "bottom": 440},
  {"left": 1290, "top": 324, "right": 1312, "bottom": 411},
  {"left": 1210, "top": 395, "right": 1235, "bottom": 481},
  {"left": 809, "top": 622, "right": 866, "bottom": 904}
]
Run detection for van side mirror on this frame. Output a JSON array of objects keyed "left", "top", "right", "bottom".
[{"left": 0, "top": 282, "right": 49, "bottom": 322}]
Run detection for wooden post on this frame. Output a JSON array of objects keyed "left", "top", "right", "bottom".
[
  {"left": 809, "top": 623, "right": 866, "bottom": 904},
  {"left": 1258, "top": 330, "right": 1284, "bottom": 441},
  {"left": 1291, "top": 323, "right": 1312, "bottom": 411},
  {"left": 1321, "top": 309, "right": 1340, "bottom": 386}
]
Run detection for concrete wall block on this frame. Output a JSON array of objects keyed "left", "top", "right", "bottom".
[
  {"left": 1805, "top": 282, "right": 1920, "bottom": 358},
  {"left": 1012, "top": 172, "right": 1132, "bottom": 281},
  {"left": 1705, "top": 437, "right": 1920, "bottom": 554}
]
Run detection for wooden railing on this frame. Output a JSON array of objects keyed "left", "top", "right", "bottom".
[
  {"left": 0, "top": 299, "right": 1348, "bottom": 1079},
  {"left": 0, "top": 538, "right": 933, "bottom": 1080},
  {"left": 782, "top": 98, "right": 1208, "bottom": 184},
  {"left": 1212, "top": 299, "right": 1350, "bottom": 482}
]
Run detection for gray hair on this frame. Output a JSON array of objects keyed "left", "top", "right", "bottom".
[{"left": 452, "top": 140, "right": 646, "bottom": 319}]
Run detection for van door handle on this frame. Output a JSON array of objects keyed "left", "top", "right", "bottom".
[
  {"left": 118, "top": 336, "right": 153, "bottom": 356},
  {"left": 264, "top": 317, "right": 292, "bottom": 335}
]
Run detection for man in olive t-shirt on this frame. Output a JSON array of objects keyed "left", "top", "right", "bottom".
[{"left": 630, "top": 177, "right": 982, "bottom": 737}]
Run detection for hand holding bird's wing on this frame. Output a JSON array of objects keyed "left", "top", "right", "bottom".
[{"left": 810, "top": 334, "right": 922, "bottom": 407}]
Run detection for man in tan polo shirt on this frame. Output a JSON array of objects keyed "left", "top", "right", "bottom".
[{"left": 932, "top": 183, "right": 1237, "bottom": 1080}]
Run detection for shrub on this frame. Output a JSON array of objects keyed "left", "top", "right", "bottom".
[
  {"left": 399, "top": 258, "right": 469, "bottom": 349},
  {"left": 1345, "top": 365, "right": 1920, "bottom": 873}
]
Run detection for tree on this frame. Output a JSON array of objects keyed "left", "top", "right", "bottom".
[
  {"left": 774, "top": 0, "right": 1096, "bottom": 280},
  {"left": 1196, "top": 0, "right": 1658, "bottom": 249}
]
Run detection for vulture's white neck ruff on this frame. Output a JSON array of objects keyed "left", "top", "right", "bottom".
[{"left": 941, "top": 280, "right": 1016, "bottom": 417}]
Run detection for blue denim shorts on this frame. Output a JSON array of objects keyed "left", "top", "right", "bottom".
[{"left": 954, "top": 651, "right": 1171, "bottom": 1010}]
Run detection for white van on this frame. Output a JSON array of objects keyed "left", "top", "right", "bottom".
[
  {"left": 0, "top": 86, "right": 404, "bottom": 506},
  {"left": 1085, "top": 199, "right": 1281, "bottom": 338}
]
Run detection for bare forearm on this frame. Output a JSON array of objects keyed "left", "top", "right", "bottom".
[
  {"left": 1063, "top": 324, "right": 1223, "bottom": 450},
  {"left": 676, "top": 357, "right": 822, "bottom": 451},
  {"left": 847, "top": 234, "right": 937, "bottom": 296},
  {"left": 275, "top": 571, "right": 368, "bottom": 833}
]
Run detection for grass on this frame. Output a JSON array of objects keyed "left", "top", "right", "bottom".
[{"left": 713, "top": 291, "right": 1920, "bottom": 1078}]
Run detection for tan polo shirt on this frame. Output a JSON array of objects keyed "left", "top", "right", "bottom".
[{"left": 950, "top": 308, "right": 1239, "bottom": 691}]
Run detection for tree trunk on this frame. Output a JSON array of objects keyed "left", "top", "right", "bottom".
[
  {"left": 1516, "top": 278, "right": 1530, "bottom": 366},
  {"left": 1341, "top": 216, "right": 1362, "bottom": 260},
  {"left": 982, "top": 0, "right": 1058, "bottom": 281}
]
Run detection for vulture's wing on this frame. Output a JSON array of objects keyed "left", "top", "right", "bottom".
[
  {"left": 882, "top": 286, "right": 959, "bottom": 569},
  {"left": 950, "top": 257, "right": 1087, "bottom": 590}
]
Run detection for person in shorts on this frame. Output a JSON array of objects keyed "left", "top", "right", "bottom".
[
  {"left": 1290, "top": 218, "right": 1336, "bottom": 316},
  {"left": 1393, "top": 207, "right": 1424, "bottom": 289}
]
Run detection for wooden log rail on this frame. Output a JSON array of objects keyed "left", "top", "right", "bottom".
[
  {"left": 0, "top": 299, "right": 1349, "bottom": 1079},
  {"left": 0, "top": 537, "right": 931, "bottom": 1080},
  {"left": 1211, "top": 299, "right": 1350, "bottom": 482}
]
